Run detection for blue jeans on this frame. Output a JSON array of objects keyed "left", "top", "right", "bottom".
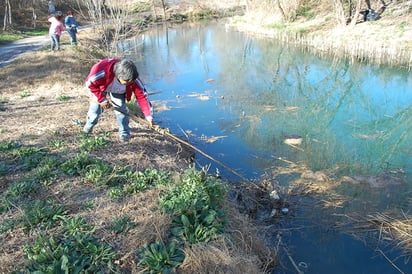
[
  {"left": 50, "top": 34, "right": 60, "bottom": 50},
  {"left": 84, "top": 92, "right": 130, "bottom": 137},
  {"left": 67, "top": 28, "right": 77, "bottom": 45}
]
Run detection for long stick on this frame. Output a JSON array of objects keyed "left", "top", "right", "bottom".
[{"left": 113, "top": 107, "right": 249, "bottom": 182}]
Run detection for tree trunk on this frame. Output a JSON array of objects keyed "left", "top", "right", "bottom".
[
  {"left": 3, "top": 0, "right": 12, "bottom": 30},
  {"left": 333, "top": 0, "right": 346, "bottom": 26},
  {"left": 275, "top": 0, "right": 287, "bottom": 21},
  {"left": 160, "top": 0, "right": 167, "bottom": 20},
  {"left": 32, "top": 0, "right": 37, "bottom": 29},
  {"left": 350, "top": 0, "right": 362, "bottom": 26}
]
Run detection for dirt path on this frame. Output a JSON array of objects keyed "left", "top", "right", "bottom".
[{"left": 0, "top": 35, "right": 50, "bottom": 67}]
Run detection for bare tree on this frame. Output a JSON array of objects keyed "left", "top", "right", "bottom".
[
  {"left": 84, "top": 0, "right": 143, "bottom": 56},
  {"left": 3, "top": 0, "right": 12, "bottom": 30},
  {"left": 332, "top": 0, "right": 347, "bottom": 26}
]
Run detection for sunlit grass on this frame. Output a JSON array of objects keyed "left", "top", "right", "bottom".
[{"left": 0, "top": 28, "right": 48, "bottom": 44}]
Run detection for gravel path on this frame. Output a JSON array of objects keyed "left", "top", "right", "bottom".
[{"left": 0, "top": 34, "right": 50, "bottom": 68}]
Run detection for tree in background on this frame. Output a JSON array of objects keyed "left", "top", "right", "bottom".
[{"left": 3, "top": 0, "right": 12, "bottom": 30}]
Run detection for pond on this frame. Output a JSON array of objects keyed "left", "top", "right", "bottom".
[{"left": 121, "top": 20, "right": 412, "bottom": 273}]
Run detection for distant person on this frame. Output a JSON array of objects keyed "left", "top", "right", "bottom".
[
  {"left": 65, "top": 10, "right": 79, "bottom": 46},
  {"left": 83, "top": 59, "right": 154, "bottom": 142},
  {"left": 48, "top": 0, "right": 55, "bottom": 15},
  {"left": 48, "top": 11, "right": 65, "bottom": 51}
]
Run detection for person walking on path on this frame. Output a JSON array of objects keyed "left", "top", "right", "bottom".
[
  {"left": 48, "top": 0, "right": 55, "bottom": 15},
  {"left": 64, "top": 10, "right": 79, "bottom": 46},
  {"left": 48, "top": 12, "right": 65, "bottom": 51},
  {"left": 83, "top": 58, "right": 154, "bottom": 142}
]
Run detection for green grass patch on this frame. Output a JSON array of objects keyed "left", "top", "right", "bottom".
[
  {"left": 57, "top": 95, "right": 71, "bottom": 101},
  {"left": 24, "top": 216, "right": 119, "bottom": 273}
]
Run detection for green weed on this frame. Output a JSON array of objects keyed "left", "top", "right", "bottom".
[
  {"left": 0, "top": 162, "right": 8, "bottom": 176},
  {"left": 61, "top": 153, "right": 97, "bottom": 176},
  {"left": 0, "top": 140, "right": 19, "bottom": 152},
  {"left": 24, "top": 222, "right": 119, "bottom": 273},
  {"left": 171, "top": 209, "right": 223, "bottom": 244},
  {"left": 137, "top": 240, "right": 184, "bottom": 273},
  {"left": 22, "top": 199, "right": 67, "bottom": 230},
  {"left": 159, "top": 169, "right": 227, "bottom": 244},
  {"left": 8, "top": 146, "right": 47, "bottom": 171},
  {"left": 110, "top": 216, "right": 136, "bottom": 234},
  {"left": 57, "top": 95, "right": 71, "bottom": 101},
  {"left": 6, "top": 180, "right": 40, "bottom": 198},
  {"left": 60, "top": 216, "right": 95, "bottom": 236},
  {"left": 83, "top": 200, "right": 96, "bottom": 209},
  {"left": 160, "top": 169, "right": 226, "bottom": 214},
  {"left": 48, "top": 139, "right": 66, "bottom": 149},
  {"left": 79, "top": 135, "right": 110, "bottom": 152},
  {"left": 84, "top": 161, "right": 114, "bottom": 185},
  {"left": 20, "top": 92, "right": 31, "bottom": 98},
  {"left": 108, "top": 187, "right": 124, "bottom": 199}
]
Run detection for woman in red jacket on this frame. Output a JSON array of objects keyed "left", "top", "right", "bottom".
[{"left": 83, "top": 58, "right": 153, "bottom": 142}]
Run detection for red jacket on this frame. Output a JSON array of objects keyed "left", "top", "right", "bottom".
[{"left": 85, "top": 58, "right": 152, "bottom": 120}]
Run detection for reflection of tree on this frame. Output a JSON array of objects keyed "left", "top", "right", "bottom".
[{"left": 131, "top": 22, "right": 412, "bottom": 175}]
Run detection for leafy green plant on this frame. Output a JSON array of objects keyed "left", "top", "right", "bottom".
[
  {"left": 22, "top": 199, "right": 67, "bottom": 230},
  {"left": 0, "top": 218, "right": 16, "bottom": 233},
  {"left": 109, "top": 216, "right": 136, "bottom": 234},
  {"left": 24, "top": 225, "right": 118, "bottom": 273},
  {"left": 79, "top": 135, "right": 110, "bottom": 152},
  {"left": 60, "top": 216, "right": 95, "bottom": 236},
  {"left": 6, "top": 180, "right": 40, "bottom": 198},
  {"left": 123, "top": 172, "right": 149, "bottom": 194},
  {"left": 108, "top": 187, "right": 124, "bottom": 199},
  {"left": 20, "top": 91, "right": 31, "bottom": 98},
  {"left": 137, "top": 240, "right": 184, "bottom": 273},
  {"left": 0, "top": 140, "right": 19, "bottom": 152},
  {"left": 159, "top": 169, "right": 227, "bottom": 244},
  {"left": 48, "top": 139, "right": 66, "bottom": 149},
  {"left": 8, "top": 146, "right": 47, "bottom": 171},
  {"left": 142, "top": 169, "right": 172, "bottom": 186},
  {"left": 57, "top": 95, "right": 71, "bottom": 101},
  {"left": 0, "top": 162, "right": 8, "bottom": 176},
  {"left": 1, "top": 180, "right": 41, "bottom": 212},
  {"left": 61, "top": 153, "right": 97, "bottom": 176},
  {"left": 31, "top": 156, "right": 60, "bottom": 183},
  {"left": 83, "top": 200, "right": 96, "bottom": 209},
  {"left": 84, "top": 161, "right": 114, "bottom": 185},
  {"left": 171, "top": 209, "right": 223, "bottom": 244},
  {"left": 160, "top": 169, "right": 226, "bottom": 214}
]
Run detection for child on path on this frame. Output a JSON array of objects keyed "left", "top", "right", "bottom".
[
  {"left": 64, "top": 10, "right": 79, "bottom": 46},
  {"left": 48, "top": 12, "right": 65, "bottom": 51},
  {"left": 83, "top": 58, "right": 154, "bottom": 142}
]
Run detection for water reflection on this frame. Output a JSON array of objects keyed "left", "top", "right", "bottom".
[
  {"left": 123, "top": 20, "right": 412, "bottom": 180},
  {"left": 121, "top": 20, "right": 412, "bottom": 273}
]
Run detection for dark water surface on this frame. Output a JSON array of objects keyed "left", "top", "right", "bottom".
[{"left": 121, "top": 20, "right": 412, "bottom": 273}]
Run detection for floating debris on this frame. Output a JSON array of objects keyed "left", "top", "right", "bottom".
[
  {"left": 341, "top": 173, "right": 404, "bottom": 188},
  {"left": 281, "top": 208, "right": 289, "bottom": 215},
  {"left": 283, "top": 134, "right": 303, "bottom": 146},
  {"left": 199, "top": 134, "right": 228, "bottom": 143}
]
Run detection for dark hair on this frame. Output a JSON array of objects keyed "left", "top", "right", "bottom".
[
  {"left": 113, "top": 59, "right": 139, "bottom": 82},
  {"left": 67, "top": 10, "right": 73, "bottom": 16}
]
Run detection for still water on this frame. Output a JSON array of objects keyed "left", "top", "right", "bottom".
[{"left": 121, "top": 20, "right": 412, "bottom": 273}]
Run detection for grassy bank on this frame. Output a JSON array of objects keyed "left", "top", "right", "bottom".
[{"left": 231, "top": 0, "right": 411, "bottom": 69}]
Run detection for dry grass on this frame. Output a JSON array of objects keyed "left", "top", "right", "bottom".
[
  {"left": 331, "top": 211, "right": 412, "bottom": 268},
  {"left": 231, "top": 0, "right": 412, "bottom": 69}
]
